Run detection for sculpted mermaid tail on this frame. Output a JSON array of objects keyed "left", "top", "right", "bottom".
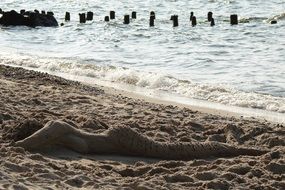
[
  {"left": 107, "top": 126, "right": 267, "bottom": 160},
  {"left": 15, "top": 120, "right": 267, "bottom": 160}
]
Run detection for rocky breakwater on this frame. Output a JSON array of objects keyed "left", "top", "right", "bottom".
[{"left": 0, "top": 10, "right": 58, "bottom": 27}]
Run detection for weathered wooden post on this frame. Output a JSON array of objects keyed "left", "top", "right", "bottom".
[
  {"left": 190, "top": 12, "right": 194, "bottom": 21},
  {"left": 192, "top": 16, "right": 197, "bottom": 27},
  {"left": 208, "top": 12, "right": 213, "bottom": 22},
  {"left": 150, "top": 15, "right": 155, "bottom": 27},
  {"left": 170, "top": 15, "right": 174, "bottom": 20},
  {"left": 211, "top": 18, "right": 215, "bottom": 26},
  {"left": 124, "top": 15, "right": 130, "bottom": 24},
  {"left": 79, "top": 13, "right": 86, "bottom": 23},
  {"left": 173, "top": 15, "right": 178, "bottom": 27},
  {"left": 86, "top": 11, "right": 93, "bottom": 21},
  {"left": 20, "top": 9, "right": 25, "bottom": 15},
  {"left": 150, "top": 11, "right": 155, "bottom": 19},
  {"left": 110, "top": 11, "right": 115, "bottom": 19},
  {"left": 230, "top": 14, "right": 238, "bottom": 25},
  {"left": 65, "top": 12, "right": 70, "bottom": 21},
  {"left": 105, "top": 16, "right": 110, "bottom": 22},
  {"left": 132, "top": 11, "right": 137, "bottom": 19}
]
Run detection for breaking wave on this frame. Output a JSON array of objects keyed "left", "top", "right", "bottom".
[{"left": 1, "top": 55, "right": 284, "bottom": 114}]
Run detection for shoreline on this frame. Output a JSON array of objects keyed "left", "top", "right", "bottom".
[
  {"left": 3, "top": 63, "right": 285, "bottom": 124},
  {"left": 0, "top": 64, "right": 284, "bottom": 189},
  {"left": 97, "top": 83, "right": 285, "bottom": 124}
]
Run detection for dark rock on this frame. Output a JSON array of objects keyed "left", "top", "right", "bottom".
[
  {"left": 0, "top": 10, "right": 58, "bottom": 27},
  {"left": 47, "top": 11, "right": 54, "bottom": 16}
]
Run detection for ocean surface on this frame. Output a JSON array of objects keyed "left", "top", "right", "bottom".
[{"left": 0, "top": 0, "right": 285, "bottom": 120}]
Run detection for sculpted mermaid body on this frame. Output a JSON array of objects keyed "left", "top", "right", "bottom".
[{"left": 15, "top": 120, "right": 267, "bottom": 160}]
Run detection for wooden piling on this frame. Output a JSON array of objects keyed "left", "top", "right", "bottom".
[
  {"left": 192, "top": 16, "right": 197, "bottom": 27},
  {"left": 65, "top": 12, "right": 70, "bottom": 21},
  {"left": 124, "top": 15, "right": 130, "bottom": 24},
  {"left": 230, "top": 14, "right": 238, "bottom": 25},
  {"left": 86, "top": 11, "right": 93, "bottom": 21},
  {"left": 79, "top": 13, "right": 86, "bottom": 23},
  {"left": 190, "top": 12, "right": 194, "bottom": 21},
  {"left": 132, "top": 11, "right": 137, "bottom": 19},
  {"left": 150, "top": 15, "right": 155, "bottom": 27},
  {"left": 208, "top": 12, "right": 213, "bottom": 22},
  {"left": 150, "top": 11, "right": 155, "bottom": 19},
  {"left": 211, "top": 18, "right": 215, "bottom": 26},
  {"left": 173, "top": 15, "right": 178, "bottom": 27},
  {"left": 105, "top": 16, "right": 110, "bottom": 22},
  {"left": 110, "top": 11, "right": 115, "bottom": 19}
]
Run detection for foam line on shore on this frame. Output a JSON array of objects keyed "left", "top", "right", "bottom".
[
  {"left": 0, "top": 54, "right": 284, "bottom": 116},
  {"left": 2, "top": 62, "right": 284, "bottom": 123},
  {"left": 54, "top": 72, "right": 285, "bottom": 124}
]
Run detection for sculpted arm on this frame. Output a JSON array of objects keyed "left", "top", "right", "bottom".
[
  {"left": 15, "top": 120, "right": 116, "bottom": 154},
  {"left": 15, "top": 120, "right": 89, "bottom": 152}
]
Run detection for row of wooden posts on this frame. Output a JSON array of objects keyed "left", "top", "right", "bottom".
[
  {"left": 1, "top": 9, "right": 278, "bottom": 26},
  {"left": 64, "top": 11, "right": 242, "bottom": 27}
]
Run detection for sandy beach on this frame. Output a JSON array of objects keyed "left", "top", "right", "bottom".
[{"left": 0, "top": 65, "right": 284, "bottom": 189}]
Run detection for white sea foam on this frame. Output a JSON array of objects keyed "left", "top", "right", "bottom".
[
  {"left": 266, "top": 12, "right": 285, "bottom": 23},
  {"left": 1, "top": 55, "right": 284, "bottom": 114}
]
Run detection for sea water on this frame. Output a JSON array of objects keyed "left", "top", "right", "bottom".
[{"left": 0, "top": 0, "right": 284, "bottom": 121}]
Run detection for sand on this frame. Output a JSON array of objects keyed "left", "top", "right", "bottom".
[{"left": 0, "top": 65, "right": 284, "bottom": 189}]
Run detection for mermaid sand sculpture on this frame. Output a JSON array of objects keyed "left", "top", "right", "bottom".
[{"left": 15, "top": 120, "right": 267, "bottom": 160}]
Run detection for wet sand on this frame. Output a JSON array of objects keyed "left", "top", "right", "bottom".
[{"left": 0, "top": 65, "right": 284, "bottom": 189}]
